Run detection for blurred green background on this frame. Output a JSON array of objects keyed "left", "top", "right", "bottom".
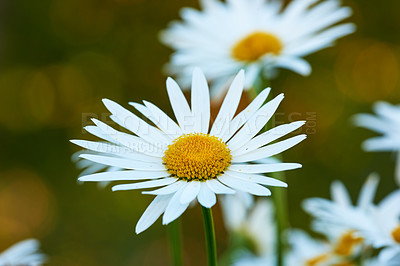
[{"left": 0, "top": 0, "right": 399, "bottom": 265}]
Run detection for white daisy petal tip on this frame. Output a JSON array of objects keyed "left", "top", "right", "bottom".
[
  {"left": 128, "top": 102, "right": 140, "bottom": 108},
  {"left": 69, "top": 139, "right": 80, "bottom": 145},
  {"left": 235, "top": 69, "right": 245, "bottom": 84},
  {"left": 166, "top": 76, "right": 177, "bottom": 87},
  {"left": 101, "top": 98, "right": 114, "bottom": 107},
  {"left": 192, "top": 66, "right": 205, "bottom": 76}
]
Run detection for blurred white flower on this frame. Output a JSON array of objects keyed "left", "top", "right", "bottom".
[
  {"left": 0, "top": 239, "right": 47, "bottom": 266},
  {"left": 354, "top": 101, "right": 400, "bottom": 185},
  {"left": 302, "top": 174, "right": 380, "bottom": 261},
  {"left": 303, "top": 173, "right": 379, "bottom": 234},
  {"left": 161, "top": 0, "right": 355, "bottom": 95},
  {"left": 352, "top": 189, "right": 400, "bottom": 266},
  {"left": 72, "top": 69, "right": 305, "bottom": 233},
  {"left": 286, "top": 229, "right": 334, "bottom": 266},
  {"left": 220, "top": 193, "right": 276, "bottom": 265}
]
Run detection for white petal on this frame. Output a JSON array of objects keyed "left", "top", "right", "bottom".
[
  {"left": 71, "top": 139, "right": 162, "bottom": 163},
  {"left": 357, "top": 173, "right": 379, "bottom": 210},
  {"left": 232, "top": 121, "right": 305, "bottom": 156},
  {"left": 282, "top": 0, "right": 318, "bottom": 21},
  {"left": 378, "top": 246, "right": 400, "bottom": 264},
  {"left": 232, "top": 135, "right": 307, "bottom": 162},
  {"left": 78, "top": 170, "right": 170, "bottom": 182},
  {"left": 206, "top": 178, "right": 236, "bottom": 194},
  {"left": 163, "top": 186, "right": 190, "bottom": 224},
  {"left": 198, "top": 182, "right": 217, "bottom": 208},
  {"left": 362, "top": 137, "right": 400, "bottom": 151},
  {"left": 301, "top": 6, "right": 353, "bottom": 37},
  {"left": 225, "top": 171, "right": 287, "bottom": 187},
  {"left": 135, "top": 195, "right": 172, "bottom": 234},
  {"left": 191, "top": 68, "right": 210, "bottom": 133},
  {"left": 229, "top": 163, "right": 302, "bottom": 173},
  {"left": 143, "top": 100, "right": 183, "bottom": 138},
  {"left": 129, "top": 102, "right": 152, "bottom": 119},
  {"left": 166, "top": 77, "right": 193, "bottom": 132},
  {"left": 0, "top": 239, "right": 40, "bottom": 258},
  {"left": 143, "top": 181, "right": 186, "bottom": 195},
  {"left": 274, "top": 57, "right": 311, "bottom": 76},
  {"left": 219, "top": 174, "right": 271, "bottom": 196},
  {"left": 91, "top": 118, "right": 165, "bottom": 157},
  {"left": 353, "top": 113, "right": 393, "bottom": 135},
  {"left": 331, "top": 180, "right": 352, "bottom": 207},
  {"left": 180, "top": 181, "right": 201, "bottom": 204},
  {"left": 112, "top": 178, "right": 177, "bottom": 191},
  {"left": 102, "top": 99, "right": 171, "bottom": 144},
  {"left": 84, "top": 125, "right": 120, "bottom": 145},
  {"left": 286, "top": 24, "right": 355, "bottom": 57},
  {"left": 79, "top": 154, "right": 165, "bottom": 170},
  {"left": 218, "top": 88, "right": 271, "bottom": 142},
  {"left": 78, "top": 163, "right": 105, "bottom": 176},
  {"left": 129, "top": 102, "right": 175, "bottom": 140},
  {"left": 228, "top": 94, "right": 284, "bottom": 151},
  {"left": 76, "top": 157, "right": 99, "bottom": 169},
  {"left": 210, "top": 70, "right": 244, "bottom": 136}
]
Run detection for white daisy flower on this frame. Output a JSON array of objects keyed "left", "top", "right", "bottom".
[
  {"left": 302, "top": 174, "right": 380, "bottom": 258},
  {"left": 71, "top": 68, "right": 306, "bottom": 234},
  {"left": 220, "top": 194, "right": 276, "bottom": 264},
  {"left": 287, "top": 228, "right": 371, "bottom": 266},
  {"left": 0, "top": 239, "right": 47, "bottom": 266},
  {"left": 352, "top": 189, "right": 400, "bottom": 266},
  {"left": 354, "top": 101, "right": 400, "bottom": 185},
  {"left": 160, "top": 0, "right": 355, "bottom": 95}
]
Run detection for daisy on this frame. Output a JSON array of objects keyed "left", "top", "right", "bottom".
[
  {"left": 220, "top": 194, "right": 277, "bottom": 265},
  {"left": 354, "top": 101, "right": 400, "bottom": 185},
  {"left": 351, "top": 189, "right": 400, "bottom": 266},
  {"left": 302, "top": 174, "right": 380, "bottom": 259},
  {"left": 286, "top": 229, "right": 367, "bottom": 266},
  {"left": 0, "top": 239, "right": 47, "bottom": 266},
  {"left": 160, "top": 0, "right": 355, "bottom": 95},
  {"left": 71, "top": 68, "right": 306, "bottom": 233}
]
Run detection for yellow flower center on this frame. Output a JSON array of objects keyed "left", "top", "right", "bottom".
[
  {"left": 305, "top": 254, "right": 330, "bottom": 266},
  {"left": 163, "top": 133, "right": 231, "bottom": 181},
  {"left": 232, "top": 32, "right": 283, "bottom": 62},
  {"left": 333, "top": 231, "right": 363, "bottom": 256},
  {"left": 392, "top": 224, "right": 400, "bottom": 243}
]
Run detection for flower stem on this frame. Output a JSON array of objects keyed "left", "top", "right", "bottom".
[
  {"left": 271, "top": 170, "right": 288, "bottom": 266},
  {"left": 167, "top": 219, "right": 184, "bottom": 266},
  {"left": 250, "top": 80, "right": 289, "bottom": 266},
  {"left": 201, "top": 206, "right": 217, "bottom": 266}
]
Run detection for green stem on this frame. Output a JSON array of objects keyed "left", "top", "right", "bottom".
[
  {"left": 271, "top": 171, "right": 288, "bottom": 266},
  {"left": 167, "top": 219, "right": 184, "bottom": 266},
  {"left": 251, "top": 78, "right": 289, "bottom": 266},
  {"left": 201, "top": 206, "right": 217, "bottom": 266}
]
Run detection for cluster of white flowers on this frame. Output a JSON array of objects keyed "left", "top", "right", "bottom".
[
  {"left": 301, "top": 173, "right": 400, "bottom": 265},
  {"left": 222, "top": 174, "right": 400, "bottom": 265}
]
